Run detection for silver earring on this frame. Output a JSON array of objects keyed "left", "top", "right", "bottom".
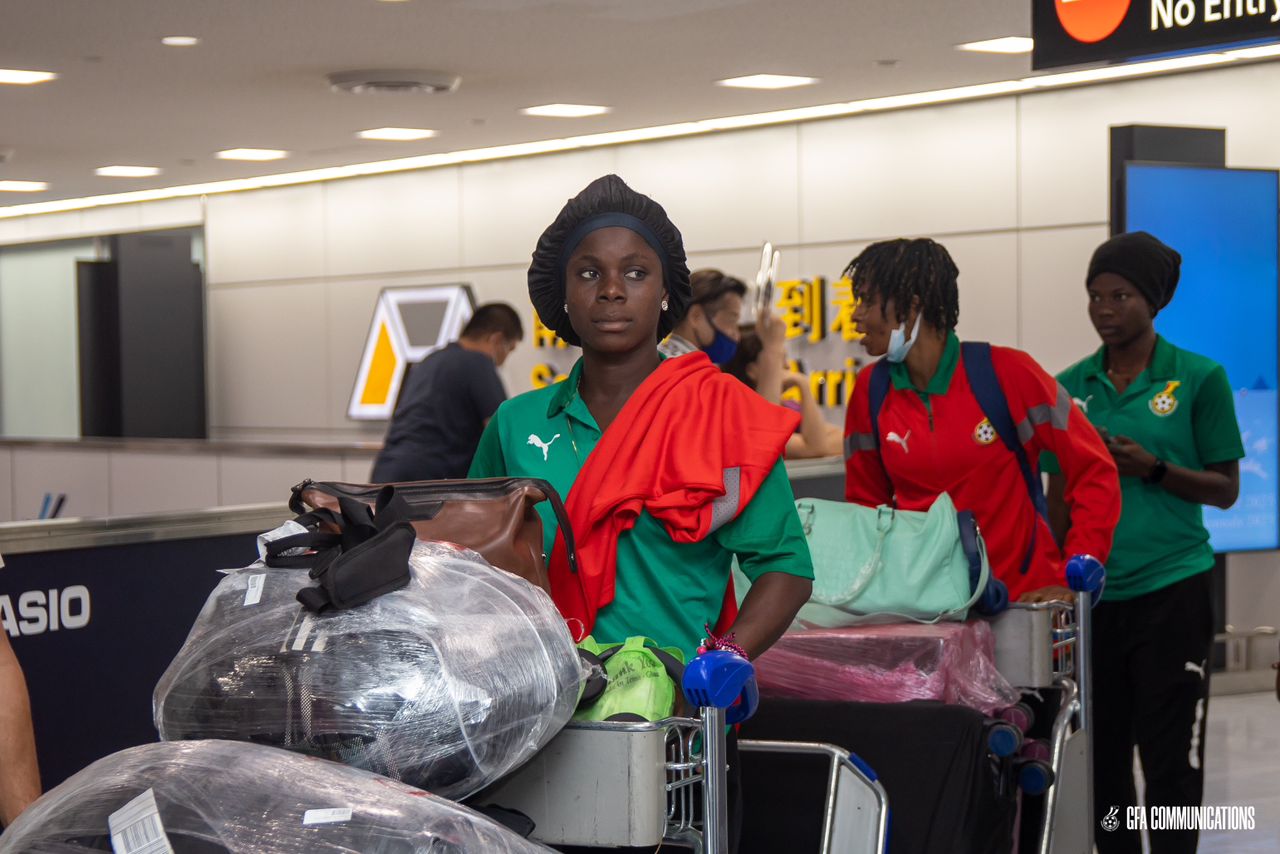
[
  {"left": 661, "top": 299, "right": 669, "bottom": 311},
  {"left": 564, "top": 303, "right": 569, "bottom": 314}
]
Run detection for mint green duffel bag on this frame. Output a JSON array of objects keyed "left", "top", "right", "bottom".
[{"left": 781, "top": 493, "right": 993, "bottom": 627}]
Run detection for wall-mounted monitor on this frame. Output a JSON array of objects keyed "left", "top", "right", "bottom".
[{"left": 1123, "top": 163, "right": 1280, "bottom": 552}]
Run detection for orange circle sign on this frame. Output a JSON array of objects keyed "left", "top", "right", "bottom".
[{"left": 1054, "top": 0, "right": 1132, "bottom": 44}]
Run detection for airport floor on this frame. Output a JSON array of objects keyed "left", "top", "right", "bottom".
[{"left": 1195, "top": 691, "right": 1278, "bottom": 852}]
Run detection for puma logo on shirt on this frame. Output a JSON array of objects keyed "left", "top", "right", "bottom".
[
  {"left": 527, "top": 433, "right": 561, "bottom": 461},
  {"left": 885, "top": 430, "right": 911, "bottom": 454},
  {"left": 1184, "top": 660, "right": 1206, "bottom": 679}
]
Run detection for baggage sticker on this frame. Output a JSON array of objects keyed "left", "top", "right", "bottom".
[
  {"left": 303, "top": 807, "right": 353, "bottom": 825},
  {"left": 108, "top": 788, "right": 175, "bottom": 854},
  {"left": 243, "top": 574, "right": 266, "bottom": 607}
]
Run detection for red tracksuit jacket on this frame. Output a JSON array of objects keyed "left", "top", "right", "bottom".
[
  {"left": 549, "top": 352, "right": 799, "bottom": 641},
  {"left": 843, "top": 344, "right": 1119, "bottom": 601}
]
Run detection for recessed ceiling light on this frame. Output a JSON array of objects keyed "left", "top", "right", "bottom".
[
  {"left": 96, "top": 166, "right": 163, "bottom": 177},
  {"left": 357, "top": 127, "right": 439, "bottom": 141},
  {"left": 4, "top": 49, "right": 1263, "bottom": 219},
  {"left": 716, "top": 74, "right": 819, "bottom": 90},
  {"left": 957, "top": 37, "right": 1035, "bottom": 55},
  {"left": 161, "top": 36, "right": 201, "bottom": 47},
  {"left": 215, "top": 148, "right": 289, "bottom": 161},
  {"left": 0, "top": 69, "right": 57, "bottom": 85},
  {"left": 0, "top": 180, "right": 48, "bottom": 192},
  {"left": 521, "top": 103, "right": 611, "bottom": 118}
]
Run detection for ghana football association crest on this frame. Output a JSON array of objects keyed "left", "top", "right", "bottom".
[
  {"left": 1149, "top": 381, "right": 1182, "bottom": 417},
  {"left": 973, "top": 418, "right": 999, "bottom": 445}
]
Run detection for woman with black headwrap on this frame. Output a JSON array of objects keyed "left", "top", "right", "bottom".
[
  {"left": 469, "top": 175, "right": 813, "bottom": 851},
  {"left": 471, "top": 173, "right": 812, "bottom": 658},
  {"left": 1043, "top": 231, "right": 1243, "bottom": 854}
]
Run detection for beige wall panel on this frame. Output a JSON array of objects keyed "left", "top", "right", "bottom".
[
  {"left": 0, "top": 449, "right": 12, "bottom": 522},
  {"left": 1018, "top": 63, "right": 1280, "bottom": 229},
  {"left": 108, "top": 452, "right": 219, "bottom": 516},
  {"left": 459, "top": 149, "right": 619, "bottom": 268},
  {"left": 205, "top": 185, "right": 325, "bottom": 283},
  {"left": 21, "top": 212, "right": 85, "bottom": 242},
  {"left": 80, "top": 204, "right": 143, "bottom": 235},
  {"left": 0, "top": 218, "right": 28, "bottom": 245},
  {"left": 1018, "top": 225, "right": 1110, "bottom": 375},
  {"left": 1226, "top": 553, "right": 1280, "bottom": 664},
  {"left": 207, "top": 281, "right": 329, "bottom": 430},
  {"left": 324, "top": 168, "right": 463, "bottom": 277},
  {"left": 218, "top": 455, "right": 343, "bottom": 506},
  {"left": 11, "top": 449, "right": 110, "bottom": 520},
  {"left": 615, "top": 126, "right": 801, "bottom": 251},
  {"left": 798, "top": 98, "right": 1019, "bottom": 244},
  {"left": 139, "top": 198, "right": 204, "bottom": 230},
  {"left": 343, "top": 454, "right": 377, "bottom": 483}
]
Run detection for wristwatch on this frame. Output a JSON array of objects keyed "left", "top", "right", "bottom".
[{"left": 1143, "top": 459, "right": 1169, "bottom": 485}]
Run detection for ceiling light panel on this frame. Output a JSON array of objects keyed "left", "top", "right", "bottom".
[
  {"left": 357, "top": 127, "right": 439, "bottom": 141},
  {"left": 716, "top": 74, "right": 819, "bottom": 89},
  {"left": 0, "top": 181, "right": 49, "bottom": 192},
  {"left": 0, "top": 69, "right": 57, "bottom": 85},
  {"left": 161, "top": 36, "right": 200, "bottom": 47},
  {"left": 520, "top": 103, "right": 610, "bottom": 118},
  {"left": 5, "top": 49, "right": 1271, "bottom": 219},
  {"left": 96, "top": 166, "right": 162, "bottom": 177},
  {"left": 957, "top": 37, "right": 1035, "bottom": 54},
  {"left": 215, "top": 148, "right": 289, "bottom": 161}
]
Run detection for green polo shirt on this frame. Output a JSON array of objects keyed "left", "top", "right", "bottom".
[
  {"left": 1042, "top": 336, "right": 1243, "bottom": 600},
  {"left": 468, "top": 358, "right": 813, "bottom": 659},
  {"left": 890, "top": 330, "right": 960, "bottom": 402}
]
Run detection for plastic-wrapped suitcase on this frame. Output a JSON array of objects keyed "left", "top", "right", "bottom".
[{"left": 0, "top": 740, "right": 553, "bottom": 853}]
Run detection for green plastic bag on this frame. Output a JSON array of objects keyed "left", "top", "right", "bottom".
[
  {"left": 574, "top": 636, "right": 686, "bottom": 723},
  {"left": 736, "top": 493, "right": 989, "bottom": 627}
]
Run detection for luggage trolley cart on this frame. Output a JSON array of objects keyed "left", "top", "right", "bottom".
[
  {"left": 481, "top": 650, "right": 890, "bottom": 853},
  {"left": 991, "top": 556, "right": 1105, "bottom": 854}
]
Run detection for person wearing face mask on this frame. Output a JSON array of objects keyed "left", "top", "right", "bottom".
[
  {"left": 841, "top": 238, "right": 1121, "bottom": 603},
  {"left": 657, "top": 269, "right": 747, "bottom": 364},
  {"left": 1043, "top": 232, "right": 1242, "bottom": 854}
]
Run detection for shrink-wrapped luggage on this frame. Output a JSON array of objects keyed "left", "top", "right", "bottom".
[
  {"left": 0, "top": 739, "right": 553, "bottom": 853},
  {"left": 154, "top": 537, "right": 582, "bottom": 800}
]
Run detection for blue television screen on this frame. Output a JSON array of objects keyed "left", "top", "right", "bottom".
[{"left": 1125, "top": 163, "right": 1280, "bottom": 552}]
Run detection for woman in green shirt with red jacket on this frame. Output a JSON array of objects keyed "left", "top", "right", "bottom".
[
  {"left": 468, "top": 174, "right": 814, "bottom": 666},
  {"left": 1044, "top": 232, "right": 1242, "bottom": 854}
]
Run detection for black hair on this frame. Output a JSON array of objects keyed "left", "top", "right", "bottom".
[
  {"left": 721, "top": 332, "right": 766, "bottom": 392},
  {"left": 841, "top": 238, "right": 960, "bottom": 331},
  {"left": 528, "top": 175, "right": 691, "bottom": 347},
  {"left": 690, "top": 269, "right": 748, "bottom": 314},
  {"left": 462, "top": 302, "right": 524, "bottom": 341}
]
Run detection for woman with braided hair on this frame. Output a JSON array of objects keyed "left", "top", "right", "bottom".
[{"left": 841, "top": 237, "right": 1121, "bottom": 602}]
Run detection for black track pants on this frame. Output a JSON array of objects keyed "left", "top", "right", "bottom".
[{"left": 1092, "top": 570, "right": 1213, "bottom": 854}]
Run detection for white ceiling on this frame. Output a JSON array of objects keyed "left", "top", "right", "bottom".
[{"left": 0, "top": 0, "right": 1034, "bottom": 206}]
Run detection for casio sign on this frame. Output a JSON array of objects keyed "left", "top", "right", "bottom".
[{"left": 1, "top": 586, "right": 92, "bottom": 637}]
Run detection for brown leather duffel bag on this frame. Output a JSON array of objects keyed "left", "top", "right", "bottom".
[{"left": 287, "top": 477, "right": 575, "bottom": 595}]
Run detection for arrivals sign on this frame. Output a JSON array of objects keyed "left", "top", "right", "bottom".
[{"left": 1032, "top": 0, "right": 1280, "bottom": 70}]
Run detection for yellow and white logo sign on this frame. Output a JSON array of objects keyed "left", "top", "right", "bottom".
[
  {"left": 1149, "top": 380, "right": 1182, "bottom": 417},
  {"left": 974, "top": 418, "right": 999, "bottom": 446},
  {"left": 347, "top": 284, "right": 474, "bottom": 420}
]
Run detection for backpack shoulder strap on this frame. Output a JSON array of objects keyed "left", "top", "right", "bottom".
[
  {"left": 865, "top": 360, "right": 895, "bottom": 496},
  {"left": 961, "top": 342, "right": 1049, "bottom": 575},
  {"left": 867, "top": 360, "right": 891, "bottom": 446}
]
